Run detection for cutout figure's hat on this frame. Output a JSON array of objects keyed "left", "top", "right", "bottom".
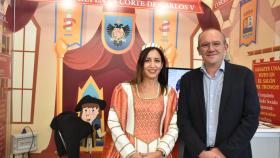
[{"left": 75, "top": 95, "right": 106, "bottom": 112}]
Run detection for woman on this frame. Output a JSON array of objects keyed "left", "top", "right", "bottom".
[{"left": 102, "top": 43, "right": 178, "bottom": 158}]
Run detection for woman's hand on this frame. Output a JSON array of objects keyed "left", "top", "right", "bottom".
[
  {"left": 141, "top": 150, "right": 162, "bottom": 158},
  {"left": 129, "top": 152, "right": 144, "bottom": 158}
]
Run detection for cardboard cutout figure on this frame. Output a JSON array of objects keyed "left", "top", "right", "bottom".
[
  {"left": 75, "top": 95, "right": 106, "bottom": 150},
  {"left": 51, "top": 112, "right": 92, "bottom": 158},
  {"left": 51, "top": 95, "right": 106, "bottom": 158}
]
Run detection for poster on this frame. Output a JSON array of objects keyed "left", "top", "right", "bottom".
[{"left": 253, "top": 58, "right": 280, "bottom": 125}]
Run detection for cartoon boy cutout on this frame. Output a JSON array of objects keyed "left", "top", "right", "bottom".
[{"left": 75, "top": 95, "right": 106, "bottom": 151}]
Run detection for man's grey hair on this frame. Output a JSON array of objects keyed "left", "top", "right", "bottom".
[{"left": 197, "top": 28, "right": 227, "bottom": 48}]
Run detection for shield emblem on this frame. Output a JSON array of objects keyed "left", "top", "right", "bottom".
[{"left": 102, "top": 12, "right": 135, "bottom": 54}]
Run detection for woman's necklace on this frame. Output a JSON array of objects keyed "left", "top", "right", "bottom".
[{"left": 136, "top": 83, "right": 160, "bottom": 100}]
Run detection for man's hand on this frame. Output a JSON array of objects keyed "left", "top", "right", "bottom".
[
  {"left": 199, "top": 150, "right": 222, "bottom": 158},
  {"left": 211, "top": 148, "right": 226, "bottom": 158}
]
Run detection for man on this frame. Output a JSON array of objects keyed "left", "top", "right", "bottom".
[{"left": 177, "top": 28, "right": 260, "bottom": 158}]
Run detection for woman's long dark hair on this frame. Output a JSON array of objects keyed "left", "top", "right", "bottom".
[{"left": 130, "top": 47, "right": 167, "bottom": 95}]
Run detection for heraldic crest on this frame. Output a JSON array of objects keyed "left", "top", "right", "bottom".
[
  {"left": 107, "top": 23, "right": 130, "bottom": 47},
  {"left": 102, "top": 12, "right": 135, "bottom": 54}
]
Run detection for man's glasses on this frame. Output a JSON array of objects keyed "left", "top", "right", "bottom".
[{"left": 199, "top": 41, "right": 224, "bottom": 49}]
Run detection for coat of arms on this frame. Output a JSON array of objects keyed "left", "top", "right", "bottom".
[
  {"left": 107, "top": 22, "right": 130, "bottom": 47},
  {"left": 102, "top": 13, "right": 135, "bottom": 54}
]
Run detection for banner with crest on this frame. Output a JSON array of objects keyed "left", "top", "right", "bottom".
[
  {"left": 102, "top": 12, "right": 135, "bottom": 54},
  {"left": 154, "top": 11, "right": 177, "bottom": 46},
  {"left": 56, "top": 3, "right": 83, "bottom": 48},
  {"left": 153, "top": 11, "right": 178, "bottom": 67},
  {"left": 239, "top": 0, "right": 258, "bottom": 47}
]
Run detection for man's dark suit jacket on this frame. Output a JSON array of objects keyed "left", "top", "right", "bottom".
[{"left": 177, "top": 61, "right": 260, "bottom": 158}]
